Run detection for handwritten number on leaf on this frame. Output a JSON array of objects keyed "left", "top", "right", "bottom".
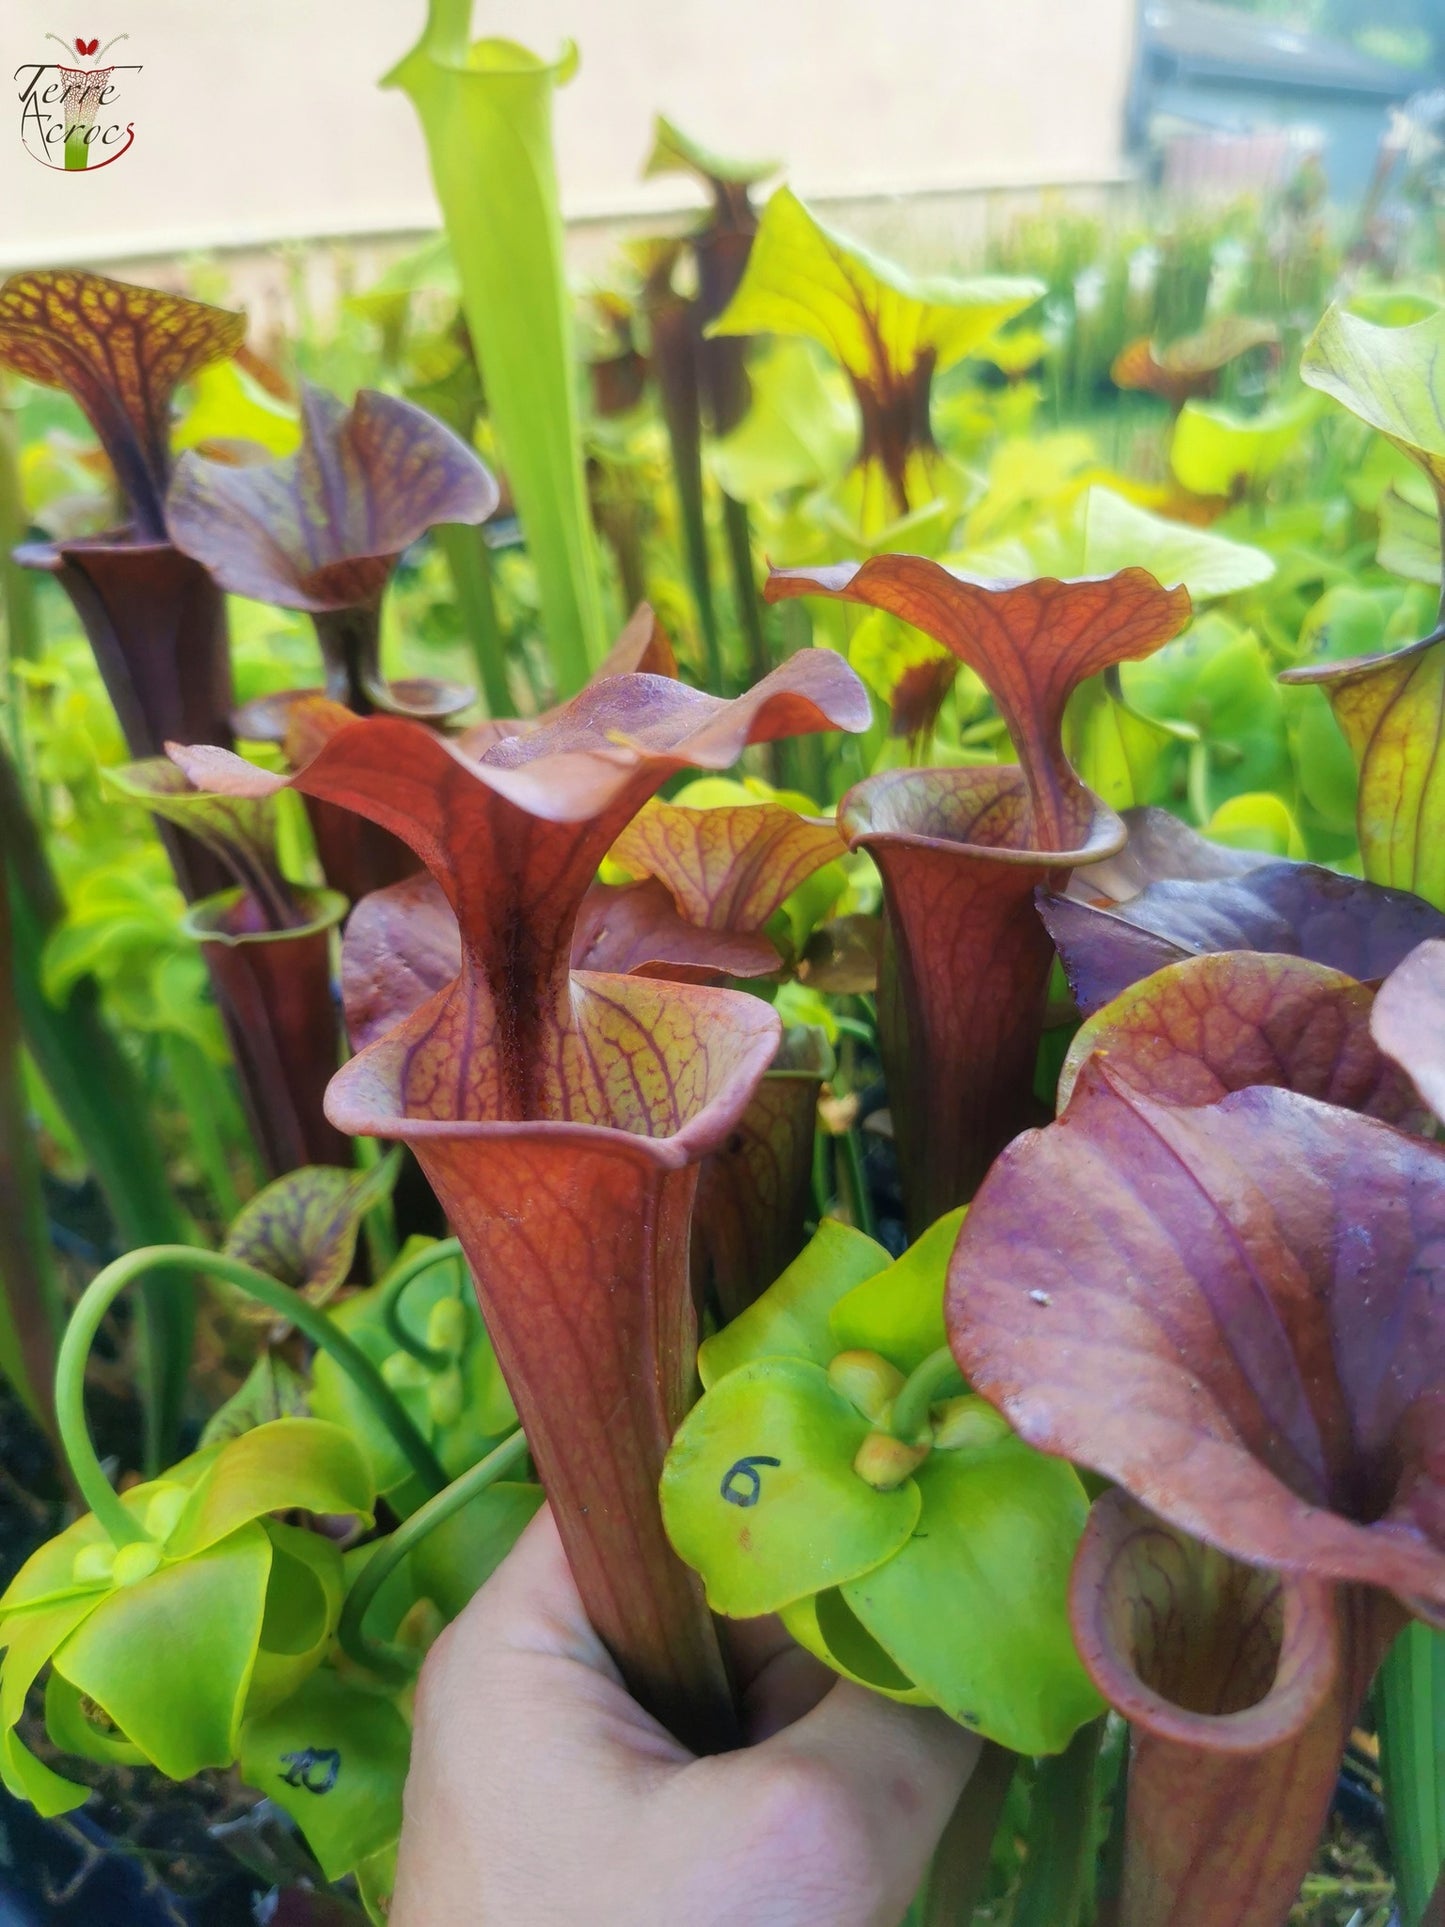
[
  {"left": 721, "top": 1456, "right": 781, "bottom": 1508},
  {"left": 279, "top": 1746, "right": 342, "bottom": 1794}
]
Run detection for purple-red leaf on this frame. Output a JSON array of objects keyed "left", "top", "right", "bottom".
[
  {"left": 1071, "top": 1488, "right": 1395, "bottom": 1927},
  {"left": 167, "top": 384, "right": 498, "bottom": 613},
  {"left": 169, "top": 650, "right": 867, "bottom": 1748},
  {"left": 609, "top": 799, "right": 845, "bottom": 933},
  {"left": 340, "top": 872, "right": 779, "bottom": 1054},
  {"left": 185, "top": 888, "right": 349, "bottom": 1176},
  {"left": 168, "top": 385, "right": 495, "bottom": 721},
  {"left": 840, "top": 762, "right": 1123, "bottom": 1227},
  {"left": 108, "top": 756, "right": 297, "bottom": 930},
  {"left": 765, "top": 560, "right": 1191, "bottom": 846},
  {"left": 223, "top": 1154, "right": 401, "bottom": 1306},
  {"left": 692, "top": 1026, "right": 833, "bottom": 1324},
  {"left": 948, "top": 1065, "right": 1445, "bottom": 1617},
  {"left": 173, "top": 655, "right": 867, "bottom": 1122},
  {"left": 328, "top": 968, "right": 779, "bottom": 1751},
  {"left": 1079, "top": 803, "right": 1268, "bottom": 904},
  {"left": 1057, "top": 951, "right": 1423, "bottom": 1125},
  {"left": 765, "top": 561, "right": 1189, "bottom": 1228},
  {"left": 570, "top": 881, "right": 779, "bottom": 982},
  {"left": 0, "top": 270, "right": 245, "bottom": 540},
  {"left": 1373, "top": 938, "right": 1445, "bottom": 1121},
  {"left": 1280, "top": 628, "right": 1445, "bottom": 908},
  {"left": 1042, "top": 862, "right": 1445, "bottom": 1016},
  {"left": 453, "top": 602, "right": 680, "bottom": 762}
]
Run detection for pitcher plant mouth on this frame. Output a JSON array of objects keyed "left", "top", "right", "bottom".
[
  {"left": 325, "top": 969, "right": 782, "bottom": 1161},
  {"left": 840, "top": 764, "right": 1128, "bottom": 869}
]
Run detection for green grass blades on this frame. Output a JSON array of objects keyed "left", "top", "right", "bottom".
[
  {"left": 384, "top": 0, "right": 608, "bottom": 695},
  {"left": 0, "top": 871, "right": 62, "bottom": 1438},
  {"left": 2, "top": 737, "right": 192, "bottom": 1467}
]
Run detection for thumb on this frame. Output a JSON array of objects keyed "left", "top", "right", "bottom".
[{"left": 700, "top": 1678, "right": 981, "bottom": 1922}]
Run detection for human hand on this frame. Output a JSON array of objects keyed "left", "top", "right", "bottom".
[{"left": 391, "top": 1506, "right": 980, "bottom": 1926}]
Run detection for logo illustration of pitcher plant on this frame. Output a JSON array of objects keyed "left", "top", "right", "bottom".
[{"left": 41, "top": 34, "right": 131, "bottom": 170}]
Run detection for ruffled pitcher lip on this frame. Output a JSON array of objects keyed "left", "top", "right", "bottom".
[
  {"left": 323, "top": 967, "right": 783, "bottom": 1171},
  {"left": 15, "top": 527, "right": 178, "bottom": 569},
  {"left": 839, "top": 764, "right": 1127, "bottom": 869}
]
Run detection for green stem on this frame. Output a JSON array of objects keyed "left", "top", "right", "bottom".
[
  {"left": 354, "top": 1133, "right": 399, "bottom": 1281},
  {"left": 920, "top": 1742, "right": 1017, "bottom": 1927},
  {"left": 1380, "top": 1621, "right": 1445, "bottom": 1925},
  {"left": 336, "top": 1427, "right": 529, "bottom": 1682},
  {"left": 889, "top": 1345, "right": 965, "bottom": 1445},
  {"left": 722, "top": 494, "right": 769, "bottom": 692},
  {"left": 380, "top": 1236, "right": 464, "bottom": 1368},
  {"left": 656, "top": 376, "right": 722, "bottom": 692},
  {"left": 839, "top": 1126, "right": 877, "bottom": 1243},
  {"left": 0, "top": 397, "right": 40, "bottom": 771},
  {"left": 434, "top": 521, "right": 512, "bottom": 720},
  {"left": 56, "top": 1245, "right": 451, "bottom": 1549},
  {"left": 1013, "top": 1718, "right": 1105, "bottom": 1927}
]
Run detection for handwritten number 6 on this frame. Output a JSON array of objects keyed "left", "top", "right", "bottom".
[{"left": 721, "top": 1455, "right": 781, "bottom": 1507}]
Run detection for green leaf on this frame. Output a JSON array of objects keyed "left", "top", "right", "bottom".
[
  {"left": 54, "top": 1525, "right": 271, "bottom": 1779},
  {"left": 200, "top": 1352, "right": 311, "bottom": 1447},
  {"left": 0, "top": 1465, "right": 212, "bottom": 1613},
  {"left": 1302, "top": 302, "right": 1445, "bottom": 501},
  {"left": 1286, "top": 586, "right": 1391, "bottom": 835},
  {"left": 1, "top": 1726, "right": 89, "bottom": 1816},
  {"left": 1379, "top": 481, "right": 1443, "bottom": 587},
  {"left": 780, "top": 1589, "right": 930, "bottom": 1703},
  {"left": 1202, "top": 791, "right": 1305, "bottom": 859},
  {"left": 1169, "top": 393, "right": 1320, "bottom": 498},
  {"left": 848, "top": 608, "right": 958, "bottom": 712},
  {"left": 247, "top": 1520, "right": 346, "bottom": 1715},
  {"left": 172, "top": 358, "right": 301, "bottom": 459},
  {"left": 711, "top": 188, "right": 1041, "bottom": 390},
  {"left": 661, "top": 1357, "right": 920, "bottom": 1616},
  {"left": 310, "top": 1245, "right": 515, "bottom": 1508},
  {"left": 707, "top": 342, "right": 857, "bottom": 503},
  {"left": 841, "top": 1443, "right": 1101, "bottom": 1754},
  {"left": 828, "top": 1209, "right": 967, "bottom": 1373},
  {"left": 104, "top": 756, "right": 290, "bottom": 923},
  {"left": 1126, "top": 612, "right": 1292, "bottom": 814},
  {"left": 167, "top": 1419, "right": 375, "bottom": 1560},
  {"left": 239, "top": 1665, "right": 411, "bottom": 1883},
  {"left": 408, "top": 1481, "right": 544, "bottom": 1620},
  {"left": 223, "top": 1152, "right": 402, "bottom": 1305},
  {"left": 356, "top": 1844, "right": 399, "bottom": 1926},
  {"left": 383, "top": 7, "right": 607, "bottom": 691},
  {"left": 643, "top": 114, "right": 777, "bottom": 189},
  {"left": 3, "top": 739, "right": 193, "bottom": 1465},
  {"left": 698, "top": 1217, "right": 890, "bottom": 1386},
  {"left": 0, "top": 1595, "right": 101, "bottom": 1813},
  {"left": 1076, "top": 486, "right": 1274, "bottom": 597},
  {"left": 43, "top": 1667, "right": 146, "bottom": 1767}
]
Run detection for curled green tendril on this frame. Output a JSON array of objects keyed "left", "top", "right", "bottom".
[
  {"left": 57, "top": 1246, "right": 452, "bottom": 1550},
  {"left": 378, "top": 1236, "right": 466, "bottom": 1369},
  {"left": 335, "top": 1427, "right": 530, "bottom": 1683}
]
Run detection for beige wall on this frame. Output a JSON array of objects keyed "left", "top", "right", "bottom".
[{"left": 3, "top": 0, "right": 1138, "bottom": 271}]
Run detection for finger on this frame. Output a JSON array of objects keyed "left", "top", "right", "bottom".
[
  {"left": 743, "top": 1682, "right": 980, "bottom": 1911},
  {"left": 767, "top": 1678, "right": 979, "bottom": 1822},
  {"left": 451, "top": 1503, "right": 620, "bottom": 1675},
  {"left": 417, "top": 1505, "right": 690, "bottom": 1776},
  {"left": 741, "top": 1641, "right": 834, "bottom": 1742}
]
